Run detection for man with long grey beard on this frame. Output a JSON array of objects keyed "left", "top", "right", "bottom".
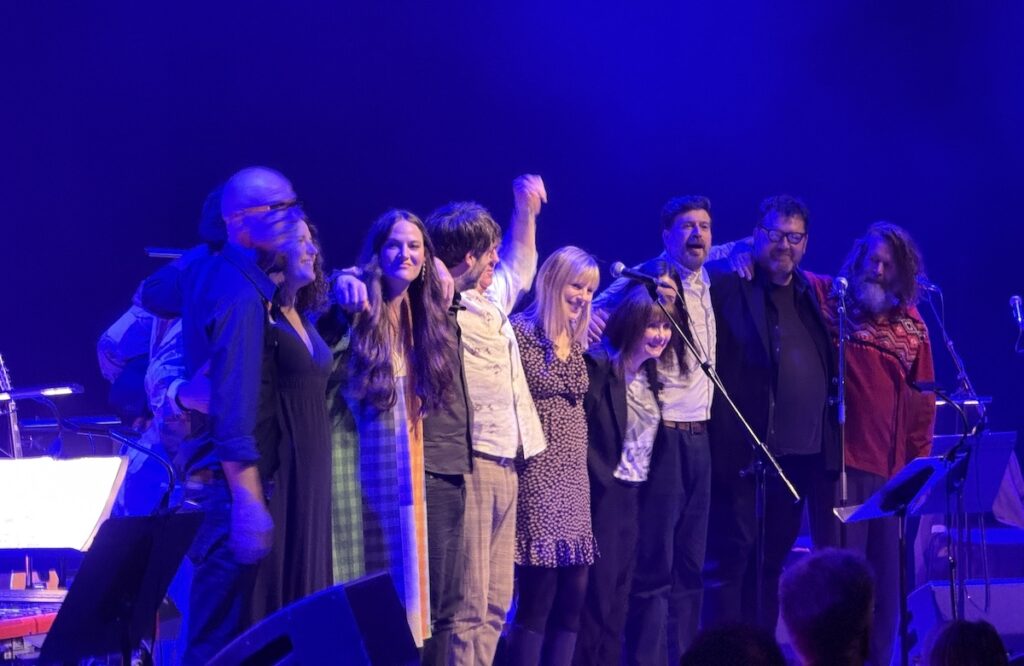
[{"left": 820, "top": 221, "right": 936, "bottom": 666}]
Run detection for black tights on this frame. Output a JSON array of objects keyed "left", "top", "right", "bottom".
[{"left": 515, "top": 564, "right": 589, "bottom": 633}]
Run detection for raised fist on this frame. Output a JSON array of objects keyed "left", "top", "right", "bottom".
[{"left": 512, "top": 174, "right": 548, "bottom": 218}]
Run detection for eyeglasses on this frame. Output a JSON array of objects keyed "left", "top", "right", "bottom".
[
  {"left": 758, "top": 225, "right": 806, "bottom": 245},
  {"left": 229, "top": 199, "right": 303, "bottom": 219}
]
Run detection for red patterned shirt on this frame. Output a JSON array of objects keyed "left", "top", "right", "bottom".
[{"left": 811, "top": 277, "right": 937, "bottom": 479}]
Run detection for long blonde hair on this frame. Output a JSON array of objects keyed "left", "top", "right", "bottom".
[{"left": 523, "top": 246, "right": 599, "bottom": 346}]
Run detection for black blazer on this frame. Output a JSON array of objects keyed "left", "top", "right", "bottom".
[
  {"left": 705, "top": 260, "right": 840, "bottom": 484},
  {"left": 583, "top": 348, "right": 661, "bottom": 490}
]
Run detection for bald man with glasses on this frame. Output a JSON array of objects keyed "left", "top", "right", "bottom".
[{"left": 141, "top": 166, "right": 306, "bottom": 665}]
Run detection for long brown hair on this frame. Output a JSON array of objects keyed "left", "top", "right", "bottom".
[
  {"left": 347, "top": 210, "right": 456, "bottom": 414},
  {"left": 268, "top": 218, "right": 329, "bottom": 315},
  {"left": 296, "top": 220, "right": 329, "bottom": 315},
  {"left": 839, "top": 221, "right": 925, "bottom": 308}
]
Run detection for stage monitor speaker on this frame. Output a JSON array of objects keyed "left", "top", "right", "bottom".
[
  {"left": 902, "top": 580, "right": 1024, "bottom": 664},
  {"left": 209, "top": 571, "right": 418, "bottom": 665}
]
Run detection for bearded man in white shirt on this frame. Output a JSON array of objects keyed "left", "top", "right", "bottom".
[{"left": 590, "top": 195, "right": 725, "bottom": 665}]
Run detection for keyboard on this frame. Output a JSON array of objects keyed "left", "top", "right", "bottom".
[{"left": 0, "top": 589, "right": 65, "bottom": 641}]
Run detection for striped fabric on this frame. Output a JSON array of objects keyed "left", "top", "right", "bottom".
[
  {"left": 323, "top": 313, "right": 430, "bottom": 644},
  {"left": 393, "top": 376, "right": 431, "bottom": 645},
  {"left": 356, "top": 375, "right": 431, "bottom": 645},
  {"left": 325, "top": 326, "right": 366, "bottom": 585},
  {"left": 329, "top": 396, "right": 365, "bottom": 584}
]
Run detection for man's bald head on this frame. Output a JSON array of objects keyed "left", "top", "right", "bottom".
[
  {"left": 220, "top": 166, "right": 303, "bottom": 252},
  {"left": 221, "top": 166, "right": 296, "bottom": 220}
]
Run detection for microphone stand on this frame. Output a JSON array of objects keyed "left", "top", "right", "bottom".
[
  {"left": 109, "top": 428, "right": 177, "bottom": 514},
  {"left": 923, "top": 288, "right": 982, "bottom": 410},
  {"left": 835, "top": 284, "right": 850, "bottom": 548},
  {"left": 645, "top": 280, "right": 801, "bottom": 625},
  {"left": 57, "top": 418, "right": 178, "bottom": 514},
  {"left": 920, "top": 283, "right": 987, "bottom": 621},
  {"left": 910, "top": 381, "right": 974, "bottom": 626}
]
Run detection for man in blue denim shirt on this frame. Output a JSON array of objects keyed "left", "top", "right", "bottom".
[{"left": 164, "top": 166, "right": 302, "bottom": 665}]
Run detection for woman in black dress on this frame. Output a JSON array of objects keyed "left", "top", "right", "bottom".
[{"left": 248, "top": 217, "right": 333, "bottom": 621}]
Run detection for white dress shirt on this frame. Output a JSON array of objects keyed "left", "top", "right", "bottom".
[
  {"left": 657, "top": 259, "right": 716, "bottom": 422},
  {"left": 458, "top": 245, "right": 546, "bottom": 459}
]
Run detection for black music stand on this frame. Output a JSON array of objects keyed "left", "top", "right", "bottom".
[
  {"left": 834, "top": 456, "right": 947, "bottom": 666},
  {"left": 37, "top": 511, "right": 201, "bottom": 664},
  {"left": 911, "top": 431, "right": 1016, "bottom": 636},
  {"left": 916, "top": 432, "right": 1016, "bottom": 516}
]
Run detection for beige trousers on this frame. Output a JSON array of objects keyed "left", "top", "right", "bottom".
[{"left": 449, "top": 458, "right": 518, "bottom": 665}]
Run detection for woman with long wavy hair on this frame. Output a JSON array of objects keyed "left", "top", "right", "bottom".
[{"left": 322, "top": 209, "right": 456, "bottom": 646}]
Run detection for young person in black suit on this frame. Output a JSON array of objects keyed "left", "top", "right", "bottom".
[{"left": 574, "top": 282, "right": 678, "bottom": 665}]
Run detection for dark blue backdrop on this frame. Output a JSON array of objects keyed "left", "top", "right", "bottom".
[{"left": 3, "top": 2, "right": 1023, "bottom": 431}]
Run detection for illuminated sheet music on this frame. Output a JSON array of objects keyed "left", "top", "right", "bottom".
[{"left": 0, "top": 457, "right": 127, "bottom": 551}]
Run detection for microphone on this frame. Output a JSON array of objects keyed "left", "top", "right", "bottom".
[
  {"left": 1011, "top": 295, "right": 1024, "bottom": 328},
  {"left": 917, "top": 275, "right": 941, "bottom": 293},
  {"left": 830, "top": 277, "right": 849, "bottom": 299},
  {"left": 610, "top": 261, "right": 659, "bottom": 286},
  {"left": 145, "top": 247, "right": 185, "bottom": 259}
]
